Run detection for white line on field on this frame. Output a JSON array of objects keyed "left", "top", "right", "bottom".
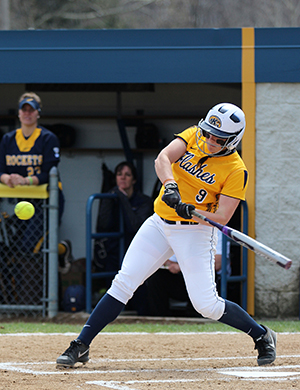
[
  {"left": 86, "top": 379, "right": 209, "bottom": 390},
  {"left": 1, "top": 356, "right": 300, "bottom": 376},
  {"left": 0, "top": 363, "right": 213, "bottom": 376},
  {"left": 1, "top": 331, "right": 300, "bottom": 336},
  {"left": 85, "top": 365, "right": 300, "bottom": 389},
  {"left": 89, "top": 354, "right": 300, "bottom": 363}
]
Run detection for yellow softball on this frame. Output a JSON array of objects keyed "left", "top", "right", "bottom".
[{"left": 14, "top": 201, "right": 35, "bottom": 220}]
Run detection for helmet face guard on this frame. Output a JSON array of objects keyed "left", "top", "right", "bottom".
[{"left": 196, "top": 103, "right": 246, "bottom": 156}]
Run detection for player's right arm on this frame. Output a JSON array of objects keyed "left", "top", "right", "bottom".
[
  {"left": 0, "top": 173, "right": 12, "bottom": 187},
  {"left": 154, "top": 138, "right": 186, "bottom": 185}
]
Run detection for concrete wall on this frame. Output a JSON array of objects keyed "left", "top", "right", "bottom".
[{"left": 255, "top": 83, "right": 300, "bottom": 317}]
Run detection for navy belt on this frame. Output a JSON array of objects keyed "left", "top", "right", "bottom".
[{"left": 160, "top": 217, "right": 198, "bottom": 225}]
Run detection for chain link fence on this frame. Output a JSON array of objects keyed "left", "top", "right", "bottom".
[
  {"left": 0, "top": 197, "right": 47, "bottom": 316},
  {"left": 0, "top": 171, "right": 59, "bottom": 318}
]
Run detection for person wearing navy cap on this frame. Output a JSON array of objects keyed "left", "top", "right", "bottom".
[
  {"left": 0, "top": 92, "right": 73, "bottom": 275},
  {"left": 18, "top": 95, "right": 42, "bottom": 114},
  {"left": 0, "top": 92, "right": 53, "bottom": 188}
]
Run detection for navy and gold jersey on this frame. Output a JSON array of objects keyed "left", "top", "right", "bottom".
[
  {"left": 154, "top": 125, "right": 249, "bottom": 220},
  {"left": 0, "top": 126, "right": 61, "bottom": 185}
]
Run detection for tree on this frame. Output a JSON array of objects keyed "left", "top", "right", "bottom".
[{"left": 3, "top": 0, "right": 300, "bottom": 30}]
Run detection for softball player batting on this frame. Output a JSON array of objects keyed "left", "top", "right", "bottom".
[{"left": 57, "top": 103, "right": 276, "bottom": 368}]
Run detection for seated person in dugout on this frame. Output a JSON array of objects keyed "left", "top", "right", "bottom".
[
  {"left": 146, "top": 229, "right": 231, "bottom": 317},
  {"left": 0, "top": 91, "right": 73, "bottom": 274},
  {"left": 93, "top": 161, "right": 153, "bottom": 314}
]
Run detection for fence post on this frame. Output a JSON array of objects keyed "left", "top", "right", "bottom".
[{"left": 48, "top": 167, "right": 59, "bottom": 318}]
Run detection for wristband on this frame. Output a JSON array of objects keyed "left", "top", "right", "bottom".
[
  {"left": 27, "top": 176, "right": 33, "bottom": 185},
  {"left": 162, "top": 178, "right": 175, "bottom": 187}
]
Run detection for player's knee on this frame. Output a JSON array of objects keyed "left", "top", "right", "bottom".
[
  {"left": 193, "top": 299, "right": 225, "bottom": 321},
  {"left": 107, "top": 273, "right": 135, "bottom": 304}
]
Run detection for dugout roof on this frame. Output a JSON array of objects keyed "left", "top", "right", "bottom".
[{"left": 0, "top": 27, "right": 299, "bottom": 84}]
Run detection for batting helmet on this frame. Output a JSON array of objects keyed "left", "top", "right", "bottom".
[
  {"left": 196, "top": 103, "right": 246, "bottom": 156},
  {"left": 63, "top": 285, "right": 86, "bottom": 312}
]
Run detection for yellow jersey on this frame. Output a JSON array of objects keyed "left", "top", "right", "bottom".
[{"left": 154, "top": 125, "right": 248, "bottom": 220}]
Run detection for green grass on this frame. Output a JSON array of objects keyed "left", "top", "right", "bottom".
[
  {"left": 0, "top": 320, "right": 300, "bottom": 334},
  {"left": 0, "top": 322, "right": 83, "bottom": 334}
]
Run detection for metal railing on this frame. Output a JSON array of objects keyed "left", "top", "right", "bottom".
[{"left": 85, "top": 193, "right": 124, "bottom": 313}]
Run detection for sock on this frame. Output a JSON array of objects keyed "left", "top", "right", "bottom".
[
  {"left": 218, "top": 300, "right": 266, "bottom": 340},
  {"left": 78, "top": 293, "right": 125, "bottom": 346}
]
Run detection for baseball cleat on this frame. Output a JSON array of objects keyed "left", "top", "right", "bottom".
[
  {"left": 254, "top": 325, "right": 276, "bottom": 366},
  {"left": 56, "top": 339, "right": 89, "bottom": 368},
  {"left": 59, "top": 240, "right": 74, "bottom": 274}
]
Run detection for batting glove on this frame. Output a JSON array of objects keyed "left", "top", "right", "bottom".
[
  {"left": 176, "top": 202, "right": 195, "bottom": 219},
  {"left": 162, "top": 182, "right": 181, "bottom": 209}
]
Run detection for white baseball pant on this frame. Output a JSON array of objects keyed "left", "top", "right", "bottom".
[{"left": 108, "top": 213, "right": 225, "bottom": 320}]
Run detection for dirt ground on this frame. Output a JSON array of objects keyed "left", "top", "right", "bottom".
[{"left": 0, "top": 316, "right": 300, "bottom": 390}]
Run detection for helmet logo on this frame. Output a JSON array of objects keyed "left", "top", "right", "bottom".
[{"left": 208, "top": 115, "right": 221, "bottom": 128}]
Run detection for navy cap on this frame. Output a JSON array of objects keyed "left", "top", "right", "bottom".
[{"left": 19, "top": 98, "right": 41, "bottom": 112}]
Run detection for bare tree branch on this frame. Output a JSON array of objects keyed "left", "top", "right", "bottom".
[
  {"left": 9, "top": 0, "right": 300, "bottom": 30},
  {"left": 34, "top": 0, "right": 157, "bottom": 28}
]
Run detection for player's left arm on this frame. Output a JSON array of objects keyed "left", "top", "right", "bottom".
[
  {"left": 192, "top": 194, "right": 240, "bottom": 226},
  {"left": 36, "top": 133, "right": 61, "bottom": 184},
  {"left": 192, "top": 167, "right": 248, "bottom": 226}
]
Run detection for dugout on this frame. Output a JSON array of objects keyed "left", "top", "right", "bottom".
[{"left": 0, "top": 27, "right": 299, "bottom": 317}]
